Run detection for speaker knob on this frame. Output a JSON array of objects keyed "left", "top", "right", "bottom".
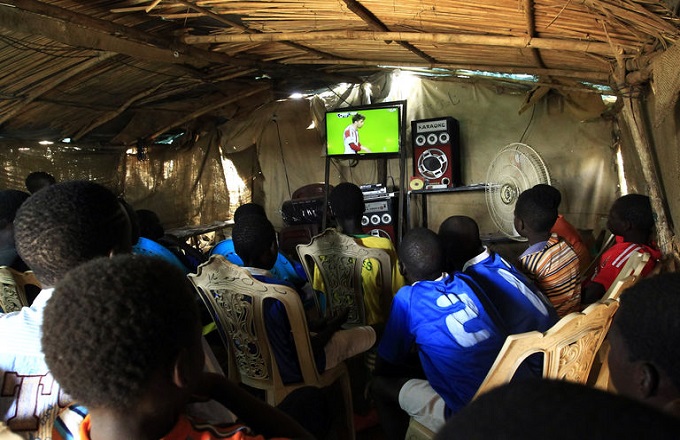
[
  {"left": 361, "top": 215, "right": 369, "bottom": 226},
  {"left": 370, "top": 214, "right": 380, "bottom": 225},
  {"left": 381, "top": 213, "right": 392, "bottom": 224},
  {"left": 439, "top": 132, "right": 450, "bottom": 144},
  {"left": 427, "top": 133, "right": 438, "bottom": 145},
  {"left": 415, "top": 134, "right": 426, "bottom": 147}
]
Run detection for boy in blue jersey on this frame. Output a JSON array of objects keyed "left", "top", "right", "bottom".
[
  {"left": 372, "top": 228, "right": 507, "bottom": 439},
  {"left": 438, "top": 215, "right": 558, "bottom": 336}
]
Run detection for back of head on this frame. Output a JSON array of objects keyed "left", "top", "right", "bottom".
[
  {"left": 0, "top": 190, "right": 30, "bottom": 229},
  {"left": 233, "top": 202, "right": 266, "bottom": 223},
  {"left": 515, "top": 187, "right": 558, "bottom": 233},
  {"left": 352, "top": 113, "right": 365, "bottom": 123},
  {"left": 14, "top": 180, "right": 131, "bottom": 286},
  {"left": 136, "top": 209, "right": 164, "bottom": 241},
  {"left": 613, "top": 273, "right": 680, "bottom": 392},
  {"left": 436, "top": 378, "right": 680, "bottom": 439},
  {"left": 399, "top": 227, "right": 444, "bottom": 282},
  {"left": 531, "top": 184, "right": 561, "bottom": 210},
  {"left": 42, "top": 255, "right": 200, "bottom": 411},
  {"left": 438, "top": 216, "right": 482, "bottom": 271},
  {"left": 232, "top": 214, "right": 276, "bottom": 267},
  {"left": 329, "top": 182, "right": 365, "bottom": 221},
  {"left": 25, "top": 171, "right": 56, "bottom": 194},
  {"left": 612, "top": 194, "right": 654, "bottom": 234}
]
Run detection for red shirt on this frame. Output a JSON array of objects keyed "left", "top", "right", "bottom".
[{"left": 589, "top": 237, "right": 661, "bottom": 291}]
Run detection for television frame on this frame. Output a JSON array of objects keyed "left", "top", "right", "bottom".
[{"left": 324, "top": 100, "right": 406, "bottom": 160}]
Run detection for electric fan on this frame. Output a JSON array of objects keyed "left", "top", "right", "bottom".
[{"left": 485, "top": 143, "right": 551, "bottom": 241}]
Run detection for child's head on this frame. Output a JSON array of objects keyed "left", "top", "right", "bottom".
[
  {"left": 14, "top": 180, "right": 132, "bottom": 287},
  {"left": 514, "top": 187, "right": 558, "bottom": 235},
  {"left": 232, "top": 214, "right": 278, "bottom": 269},
  {"left": 531, "top": 184, "right": 561, "bottom": 210},
  {"left": 42, "top": 255, "right": 204, "bottom": 412},
  {"left": 438, "top": 215, "right": 482, "bottom": 271},
  {"left": 607, "top": 194, "right": 654, "bottom": 237},
  {"left": 608, "top": 273, "right": 680, "bottom": 408},
  {"left": 24, "top": 171, "right": 56, "bottom": 194},
  {"left": 136, "top": 209, "right": 164, "bottom": 241},
  {"left": 398, "top": 227, "right": 445, "bottom": 283},
  {"left": 233, "top": 202, "right": 267, "bottom": 223},
  {"left": 329, "top": 182, "right": 365, "bottom": 222}
]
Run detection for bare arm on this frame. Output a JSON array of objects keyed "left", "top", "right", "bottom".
[{"left": 192, "top": 373, "right": 314, "bottom": 440}]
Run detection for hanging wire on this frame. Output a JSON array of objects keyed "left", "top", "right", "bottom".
[
  {"left": 273, "top": 117, "right": 292, "bottom": 199},
  {"left": 519, "top": 104, "right": 537, "bottom": 144}
]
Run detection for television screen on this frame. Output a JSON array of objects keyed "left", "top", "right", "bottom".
[{"left": 325, "top": 101, "right": 404, "bottom": 158}]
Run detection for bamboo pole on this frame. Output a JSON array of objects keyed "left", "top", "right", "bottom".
[
  {"left": 615, "top": 59, "right": 675, "bottom": 255},
  {"left": 0, "top": 52, "right": 116, "bottom": 125},
  {"left": 181, "top": 31, "right": 617, "bottom": 55},
  {"left": 146, "top": 85, "right": 270, "bottom": 141}
]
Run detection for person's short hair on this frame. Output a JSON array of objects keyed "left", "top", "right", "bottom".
[
  {"left": 232, "top": 214, "right": 276, "bottom": 264},
  {"left": 613, "top": 273, "right": 680, "bottom": 390},
  {"left": 515, "top": 187, "right": 558, "bottom": 233},
  {"left": 399, "top": 227, "right": 444, "bottom": 281},
  {"left": 352, "top": 113, "right": 366, "bottom": 123},
  {"left": 25, "top": 171, "right": 56, "bottom": 194},
  {"left": 531, "top": 184, "right": 561, "bottom": 210},
  {"left": 42, "top": 255, "right": 201, "bottom": 411},
  {"left": 136, "top": 209, "right": 164, "bottom": 241},
  {"left": 0, "top": 190, "right": 30, "bottom": 229},
  {"left": 611, "top": 194, "right": 654, "bottom": 233},
  {"left": 233, "top": 202, "right": 267, "bottom": 223},
  {"left": 438, "top": 216, "right": 481, "bottom": 271},
  {"left": 436, "top": 378, "right": 680, "bottom": 439},
  {"left": 14, "top": 180, "right": 130, "bottom": 286},
  {"left": 329, "top": 182, "right": 365, "bottom": 221}
]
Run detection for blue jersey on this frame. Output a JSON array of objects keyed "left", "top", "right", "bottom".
[
  {"left": 378, "top": 273, "right": 506, "bottom": 415},
  {"left": 211, "top": 239, "right": 307, "bottom": 287},
  {"left": 463, "top": 248, "right": 558, "bottom": 335}
]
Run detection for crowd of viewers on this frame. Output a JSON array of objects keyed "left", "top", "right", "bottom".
[{"left": 0, "top": 173, "right": 673, "bottom": 440}]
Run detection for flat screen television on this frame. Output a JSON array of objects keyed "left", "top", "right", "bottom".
[{"left": 325, "top": 100, "right": 405, "bottom": 158}]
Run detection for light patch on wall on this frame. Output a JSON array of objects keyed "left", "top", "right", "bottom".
[
  {"left": 616, "top": 145, "right": 628, "bottom": 195},
  {"left": 307, "top": 120, "right": 316, "bottom": 129},
  {"left": 163, "top": 160, "right": 175, "bottom": 179},
  {"left": 220, "top": 156, "right": 251, "bottom": 215},
  {"left": 387, "top": 70, "right": 419, "bottom": 101}
]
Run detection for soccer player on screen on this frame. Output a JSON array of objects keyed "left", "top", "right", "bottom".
[{"left": 343, "top": 113, "right": 372, "bottom": 154}]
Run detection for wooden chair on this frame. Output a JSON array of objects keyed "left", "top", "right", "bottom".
[
  {"left": 405, "top": 299, "right": 621, "bottom": 439},
  {"left": 0, "top": 267, "right": 41, "bottom": 313},
  {"left": 603, "top": 251, "right": 650, "bottom": 301},
  {"left": 188, "top": 255, "right": 355, "bottom": 439},
  {"left": 296, "top": 228, "right": 392, "bottom": 326}
]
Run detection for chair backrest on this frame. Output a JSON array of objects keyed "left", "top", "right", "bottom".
[
  {"left": 603, "top": 251, "right": 650, "bottom": 301},
  {"left": 0, "top": 266, "right": 41, "bottom": 312},
  {"left": 473, "top": 299, "right": 620, "bottom": 399},
  {"left": 188, "top": 255, "right": 322, "bottom": 404},
  {"left": 296, "top": 228, "right": 392, "bottom": 326}
]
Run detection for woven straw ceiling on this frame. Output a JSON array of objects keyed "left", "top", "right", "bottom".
[{"left": 0, "top": 0, "right": 678, "bottom": 145}]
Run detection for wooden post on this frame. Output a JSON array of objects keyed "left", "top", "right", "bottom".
[{"left": 619, "top": 90, "right": 675, "bottom": 255}]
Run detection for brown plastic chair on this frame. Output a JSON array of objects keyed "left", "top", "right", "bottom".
[
  {"left": 296, "top": 228, "right": 392, "bottom": 326},
  {"left": 188, "top": 255, "right": 355, "bottom": 439},
  {"left": 0, "top": 267, "right": 41, "bottom": 312}
]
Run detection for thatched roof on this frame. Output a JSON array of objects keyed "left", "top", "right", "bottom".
[{"left": 1, "top": 0, "right": 679, "bottom": 145}]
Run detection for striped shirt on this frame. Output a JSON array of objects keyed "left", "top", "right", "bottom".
[{"left": 518, "top": 233, "right": 581, "bottom": 318}]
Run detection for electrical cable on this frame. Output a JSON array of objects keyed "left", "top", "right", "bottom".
[{"left": 519, "top": 104, "right": 536, "bottom": 143}]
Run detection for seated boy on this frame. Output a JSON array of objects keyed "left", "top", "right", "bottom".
[
  {"left": 211, "top": 202, "right": 307, "bottom": 287},
  {"left": 373, "top": 228, "right": 506, "bottom": 438},
  {"left": 323, "top": 182, "right": 406, "bottom": 326},
  {"left": 532, "top": 184, "right": 592, "bottom": 274},
  {"left": 582, "top": 194, "right": 661, "bottom": 304},
  {"left": 607, "top": 272, "right": 680, "bottom": 418},
  {"left": 231, "top": 214, "right": 376, "bottom": 385},
  {"left": 438, "top": 215, "right": 557, "bottom": 335},
  {"left": 515, "top": 187, "right": 581, "bottom": 317},
  {"left": 43, "top": 255, "right": 313, "bottom": 440}
]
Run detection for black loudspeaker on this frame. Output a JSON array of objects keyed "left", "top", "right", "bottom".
[
  {"left": 411, "top": 117, "right": 462, "bottom": 188},
  {"left": 361, "top": 196, "right": 397, "bottom": 243}
]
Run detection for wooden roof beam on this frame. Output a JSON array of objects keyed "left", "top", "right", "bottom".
[
  {"left": 341, "top": 0, "right": 437, "bottom": 64},
  {"left": 182, "top": 31, "right": 619, "bottom": 56},
  {"left": 524, "top": 0, "right": 547, "bottom": 69}
]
